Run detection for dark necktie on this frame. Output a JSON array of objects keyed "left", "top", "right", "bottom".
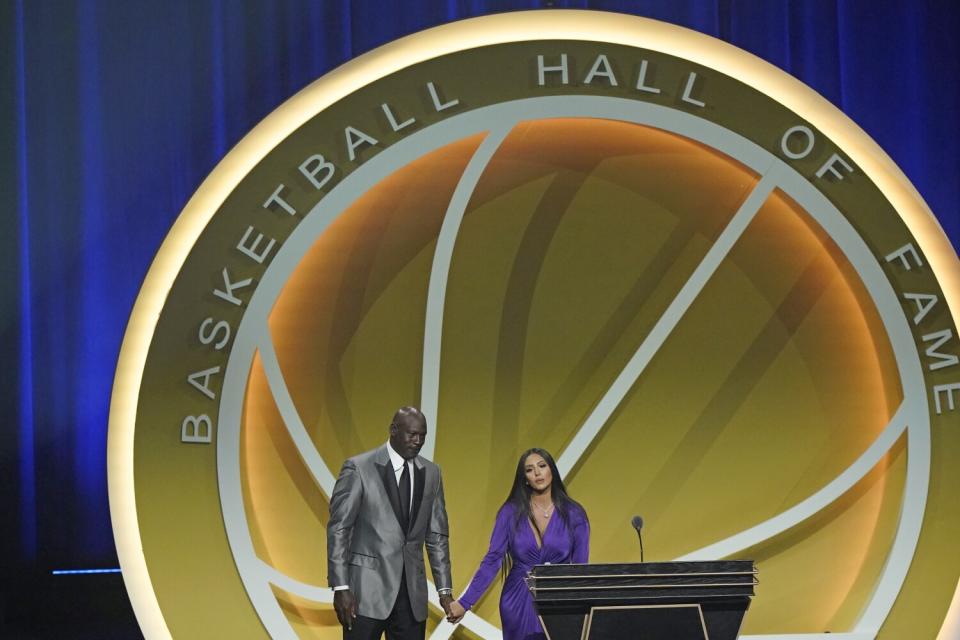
[{"left": 398, "top": 461, "right": 411, "bottom": 531}]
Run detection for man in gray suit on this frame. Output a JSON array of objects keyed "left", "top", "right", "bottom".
[{"left": 328, "top": 407, "right": 456, "bottom": 639}]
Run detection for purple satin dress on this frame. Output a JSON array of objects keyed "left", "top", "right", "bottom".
[{"left": 459, "top": 502, "right": 589, "bottom": 640}]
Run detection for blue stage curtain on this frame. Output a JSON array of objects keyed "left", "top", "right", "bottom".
[{"left": 4, "top": 0, "right": 958, "bottom": 570}]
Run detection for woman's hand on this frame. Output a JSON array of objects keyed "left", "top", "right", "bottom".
[{"left": 446, "top": 599, "right": 467, "bottom": 623}]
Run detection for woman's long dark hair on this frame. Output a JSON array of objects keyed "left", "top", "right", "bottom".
[{"left": 500, "top": 448, "right": 587, "bottom": 574}]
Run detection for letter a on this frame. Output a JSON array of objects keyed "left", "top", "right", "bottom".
[{"left": 188, "top": 366, "right": 222, "bottom": 400}]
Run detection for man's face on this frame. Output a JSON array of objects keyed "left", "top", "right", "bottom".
[{"left": 390, "top": 415, "right": 427, "bottom": 460}]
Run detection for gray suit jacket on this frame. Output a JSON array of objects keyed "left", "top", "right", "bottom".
[{"left": 327, "top": 445, "right": 452, "bottom": 621}]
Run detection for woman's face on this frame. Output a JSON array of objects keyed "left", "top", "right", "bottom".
[{"left": 524, "top": 453, "right": 553, "bottom": 494}]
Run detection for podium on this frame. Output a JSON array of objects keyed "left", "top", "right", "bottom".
[{"left": 527, "top": 560, "right": 756, "bottom": 640}]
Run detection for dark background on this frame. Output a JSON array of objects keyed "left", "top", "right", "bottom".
[{"left": 2, "top": 1, "right": 957, "bottom": 637}]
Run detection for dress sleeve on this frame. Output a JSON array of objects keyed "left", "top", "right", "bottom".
[
  {"left": 572, "top": 507, "right": 590, "bottom": 564},
  {"left": 458, "top": 505, "right": 512, "bottom": 610}
]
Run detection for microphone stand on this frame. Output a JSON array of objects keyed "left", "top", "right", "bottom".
[{"left": 635, "top": 527, "right": 644, "bottom": 563}]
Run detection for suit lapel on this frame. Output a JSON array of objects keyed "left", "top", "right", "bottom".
[
  {"left": 376, "top": 456, "right": 406, "bottom": 532},
  {"left": 410, "top": 462, "right": 426, "bottom": 532}
]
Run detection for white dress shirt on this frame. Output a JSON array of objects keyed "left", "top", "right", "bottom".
[{"left": 386, "top": 440, "right": 415, "bottom": 512}]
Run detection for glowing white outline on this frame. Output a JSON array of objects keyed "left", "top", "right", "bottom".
[
  {"left": 678, "top": 405, "right": 907, "bottom": 562},
  {"left": 217, "top": 97, "right": 929, "bottom": 640},
  {"left": 421, "top": 125, "right": 515, "bottom": 460},
  {"left": 106, "top": 12, "right": 960, "bottom": 639},
  {"left": 554, "top": 165, "right": 782, "bottom": 478},
  {"left": 259, "top": 333, "right": 337, "bottom": 495}
]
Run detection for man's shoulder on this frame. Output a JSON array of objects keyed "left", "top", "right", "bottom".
[
  {"left": 417, "top": 456, "right": 442, "bottom": 474},
  {"left": 346, "top": 445, "right": 387, "bottom": 468}
]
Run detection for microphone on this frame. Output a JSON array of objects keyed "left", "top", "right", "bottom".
[{"left": 631, "top": 515, "right": 645, "bottom": 563}]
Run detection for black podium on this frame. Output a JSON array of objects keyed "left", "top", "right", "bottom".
[{"left": 527, "top": 560, "right": 756, "bottom": 640}]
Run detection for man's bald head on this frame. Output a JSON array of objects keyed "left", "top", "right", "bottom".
[{"left": 389, "top": 406, "right": 428, "bottom": 460}]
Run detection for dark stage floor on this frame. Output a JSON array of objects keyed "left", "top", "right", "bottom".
[{"left": 2, "top": 569, "right": 142, "bottom": 639}]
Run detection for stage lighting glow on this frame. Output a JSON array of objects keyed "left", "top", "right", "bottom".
[
  {"left": 51, "top": 568, "right": 123, "bottom": 575},
  {"left": 108, "top": 10, "right": 960, "bottom": 639}
]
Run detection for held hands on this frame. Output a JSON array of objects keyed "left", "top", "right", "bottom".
[
  {"left": 439, "top": 593, "right": 457, "bottom": 623},
  {"left": 444, "top": 598, "right": 466, "bottom": 624},
  {"left": 336, "top": 589, "right": 463, "bottom": 627},
  {"left": 333, "top": 589, "right": 358, "bottom": 631}
]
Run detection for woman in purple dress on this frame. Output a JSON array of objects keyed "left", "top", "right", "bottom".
[{"left": 447, "top": 448, "right": 589, "bottom": 639}]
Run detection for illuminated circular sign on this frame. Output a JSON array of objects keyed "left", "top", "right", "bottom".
[{"left": 108, "top": 10, "right": 960, "bottom": 639}]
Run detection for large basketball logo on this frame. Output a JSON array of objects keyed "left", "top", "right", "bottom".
[{"left": 108, "top": 11, "right": 960, "bottom": 640}]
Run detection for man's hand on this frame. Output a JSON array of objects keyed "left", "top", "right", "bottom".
[
  {"left": 439, "top": 593, "right": 454, "bottom": 617},
  {"left": 333, "top": 589, "right": 358, "bottom": 630},
  {"left": 443, "top": 596, "right": 466, "bottom": 624}
]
